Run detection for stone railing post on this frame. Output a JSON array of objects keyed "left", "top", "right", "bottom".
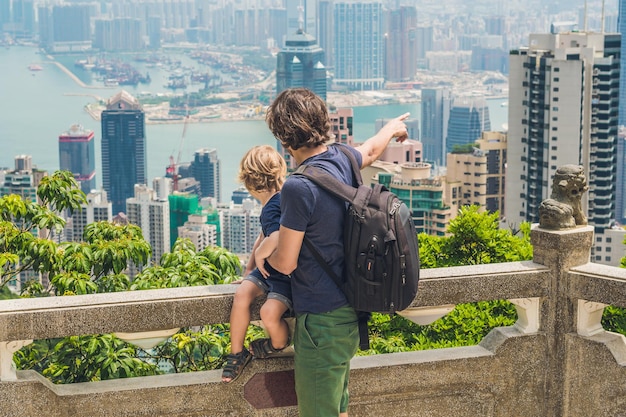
[{"left": 530, "top": 224, "right": 594, "bottom": 417}]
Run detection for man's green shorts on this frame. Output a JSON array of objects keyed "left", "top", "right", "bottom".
[{"left": 294, "top": 305, "right": 359, "bottom": 417}]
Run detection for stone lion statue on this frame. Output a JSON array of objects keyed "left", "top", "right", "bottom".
[{"left": 538, "top": 165, "right": 589, "bottom": 230}]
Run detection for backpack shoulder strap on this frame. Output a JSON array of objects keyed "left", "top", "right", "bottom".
[
  {"left": 334, "top": 144, "right": 363, "bottom": 186},
  {"left": 293, "top": 164, "right": 356, "bottom": 203},
  {"left": 292, "top": 145, "right": 365, "bottom": 203}
]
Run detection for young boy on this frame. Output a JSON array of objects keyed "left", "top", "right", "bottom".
[{"left": 221, "top": 145, "right": 292, "bottom": 383}]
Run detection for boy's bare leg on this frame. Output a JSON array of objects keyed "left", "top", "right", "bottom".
[
  {"left": 229, "top": 280, "right": 263, "bottom": 354},
  {"left": 259, "top": 299, "right": 290, "bottom": 349}
]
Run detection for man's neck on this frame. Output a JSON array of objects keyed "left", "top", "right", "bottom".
[{"left": 292, "top": 144, "right": 328, "bottom": 166}]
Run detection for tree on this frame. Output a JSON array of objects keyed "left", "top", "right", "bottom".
[
  {"left": 4, "top": 171, "right": 246, "bottom": 383},
  {"left": 419, "top": 205, "right": 533, "bottom": 268},
  {"left": 0, "top": 170, "right": 86, "bottom": 289}
]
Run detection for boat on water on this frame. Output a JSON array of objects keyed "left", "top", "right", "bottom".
[
  {"left": 500, "top": 101, "right": 508, "bottom": 107},
  {"left": 28, "top": 64, "right": 43, "bottom": 71},
  {"left": 149, "top": 116, "right": 185, "bottom": 122},
  {"left": 199, "top": 114, "right": 221, "bottom": 120}
]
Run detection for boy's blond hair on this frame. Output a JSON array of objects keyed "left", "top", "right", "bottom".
[{"left": 238, "top": 145, "right": 287, "bottom": 193}]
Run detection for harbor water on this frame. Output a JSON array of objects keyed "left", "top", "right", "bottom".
[{"left": 0, "top": 46, "right": 508, "bottom": 200}]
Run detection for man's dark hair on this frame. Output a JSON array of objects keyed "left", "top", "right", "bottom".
[{"left": 266, "top": 88, "right": 332, "bottom": 150}]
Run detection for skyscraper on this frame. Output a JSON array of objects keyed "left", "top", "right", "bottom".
[
  {"left": 446, "top": 96, "right": 491, "bottom": 155},
  {"left": 126, "top": 185, "right": 170, "bottom": 266},
  {"left": 67, "top": 189, "right": 112, "bottom": 242},
  {"left": 421, "top": 88, "right": 452, "bottom": 166},
  {"left": 49, "top": 4, "right": 91, "bottom": 52},
  {"left": 334, "top": 1, "right": 384, "bottom": 90},
  {"left": 276, "top": 28, "right": 326, "bottom": 100},
  {"left": 287, "top": 0, "right": 317, "bottom": 42},
  {"left": 101, "top": 90, "right": 147, "bottom": 215},
  {"left": 506, "top": 32, "right": 620, "bottom": 234},
  {"left": 318, "top": 1, "right": 334, "bottom": 69},
  {"left": 617, "top": 0, "right": 626, "bottom": 126},
  {"left": 191, "top": 148, "right": 221, "bottom": 202},
  {"left": 446, "top": 131, "right": 507, "bottom": 214},
  {"left": 221, "top": 199, "right": 261, "bottom": 255},
  {"left": 94, "top": 18, "right": 144, "bottom": 51},
  {"left": 385, "top": 6, "right": 418, "bottom": 82},
  {"left": 58, "top": 124, "right": 95, "bottom": 195}
]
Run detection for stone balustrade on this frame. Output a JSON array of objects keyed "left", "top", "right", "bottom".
[{"left": 0, "top": 225, "right": 625, "bottom": 416}]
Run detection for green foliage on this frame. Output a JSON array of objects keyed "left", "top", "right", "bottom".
[
  {"left": 1, "top": 171, "right": 245, "bottom": 384},
  {"left": 14, "top": 335, "right": 158, "bottom": 384},
  {"left": 0, "top": 171, "right": 86, "bottom": 287},
  {"left": 361, "top": 300, "right": 517, "bottom": 355},
  {"left": 602, "top": 306, "right": 626, "bottom": 337},
  {"left": 418, "top": 206, "right": 533, "bottom": 268},
  {"left": 450, "top": 143, "right": 478, "bottom": 154},
  {"left": 0, "top": 285, "right": 19, "bottom": 300},
  {"left": 143, "top": 324, "right": 262, "bottom": 374},
  {"left": 607, "top": 235, "right": 626, "bottom": 336}
]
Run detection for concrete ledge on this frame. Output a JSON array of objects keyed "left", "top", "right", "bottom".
[
  {"left": 569, "top": 264, "right": 626, "bottom": 308},
  {"left": 0, "top": 326, "right": 543, "bottom": 417},
  {"left": 0, "top": 263, "right": 549, "bottom": 342}
]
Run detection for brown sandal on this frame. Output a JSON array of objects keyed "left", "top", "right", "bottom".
[
  {"left": 249, "top": 337, "right": 290, "bottom": 359},
  {"left": 221, "top": 347, "right": 252, "bottom": 383}
]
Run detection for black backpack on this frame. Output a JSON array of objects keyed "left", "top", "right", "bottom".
[{"left": 294, "top": 144, "right": 420, "bottom": 349}]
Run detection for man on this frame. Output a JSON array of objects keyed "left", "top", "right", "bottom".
[{"left": 262, "top": 88, "right": 409, "bottom": 417}]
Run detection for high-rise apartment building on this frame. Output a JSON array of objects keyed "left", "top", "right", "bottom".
[
  {"left": 126, "top": 185, "right": 170, "bottom": 266},
  {"left": 177, "top": 214, "right": 217, "bottom": 252},
  {"left": 617, "top": 128, "right": 626, "bottom": 224},
  {"left": 58, "top": 124, "right": 95, "bottom": 195},
  {"left": 191, "top": 148, "right": 221, "bottom": 202},
  {"left": 421, "top": 88, "right": 452, "bottom": 166},
  {"left": 0, "top": 156, "right": 47, "bottom": 291},
  {"left": 415, "top": 25, "right": 434, "bottom": 68},
  {"left": 385, "top": 6, "right": 418, "bottom": 82},
  {"left": 617, "top": 0, "right": 626, "bottom": 126},
  {"left": 0, "top": 155, "right": 46, "bottom": 204},
  {"left": 365, "top": 160, "right": 461, "bottom": 237},
  {"left": 101, "top": 90, "right": 147, "bottom": 215},
  {"left": 276, "top": 28, "right": 326, "bottom": 100},
  {"left": 48, "top": 4, "right": 91, "bottom": 52},
  {"left": 447, "top": 131, "right": 507, "bottom": 214},
  {"left": 318, "top": 1, "right": 334, "bottom": 69},
  {"left": 376, "top": 139, "right": 422, "bottom": 166},
  {"left": 94, "top": 18, "right": 143, "bottom": 51},
  {"left": 506, "top": 32, "right": 620, "bottom": 233},
  {"left": 221, "top": 199, "right": 261, "bottom": 255},
  {"left": 67, "top": 189, "right": 112, "bottom": 242},
  {"left": 333, "top": 1, "right": 384, "bottom": 90},
  {"left": 169, "top": 192, "right": 198, "bottom": 248},
  {"left": 153, "top": 177, "right": 172, "bottom": 200},
  {"left": 446, "top": 96, "right": 491, "bottom": 155}
]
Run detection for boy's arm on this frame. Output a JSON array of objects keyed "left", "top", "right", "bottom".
[
  {"left": 356, "top": 112, "right": 410, "bottom": 167},
  {"left": 243, "top": 232, "right": 264, "bottom": 277},
  {"left": 254, "top": 230, "right": 279, "bottom": 277}
]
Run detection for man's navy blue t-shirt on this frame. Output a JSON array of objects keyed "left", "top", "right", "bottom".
[{"left": 279, "top": 144, "right": 362, "bottom": 314}]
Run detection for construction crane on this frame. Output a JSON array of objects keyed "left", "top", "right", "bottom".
[{"left": 166, "top": 105, "right": 190, "bottom": 191}]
